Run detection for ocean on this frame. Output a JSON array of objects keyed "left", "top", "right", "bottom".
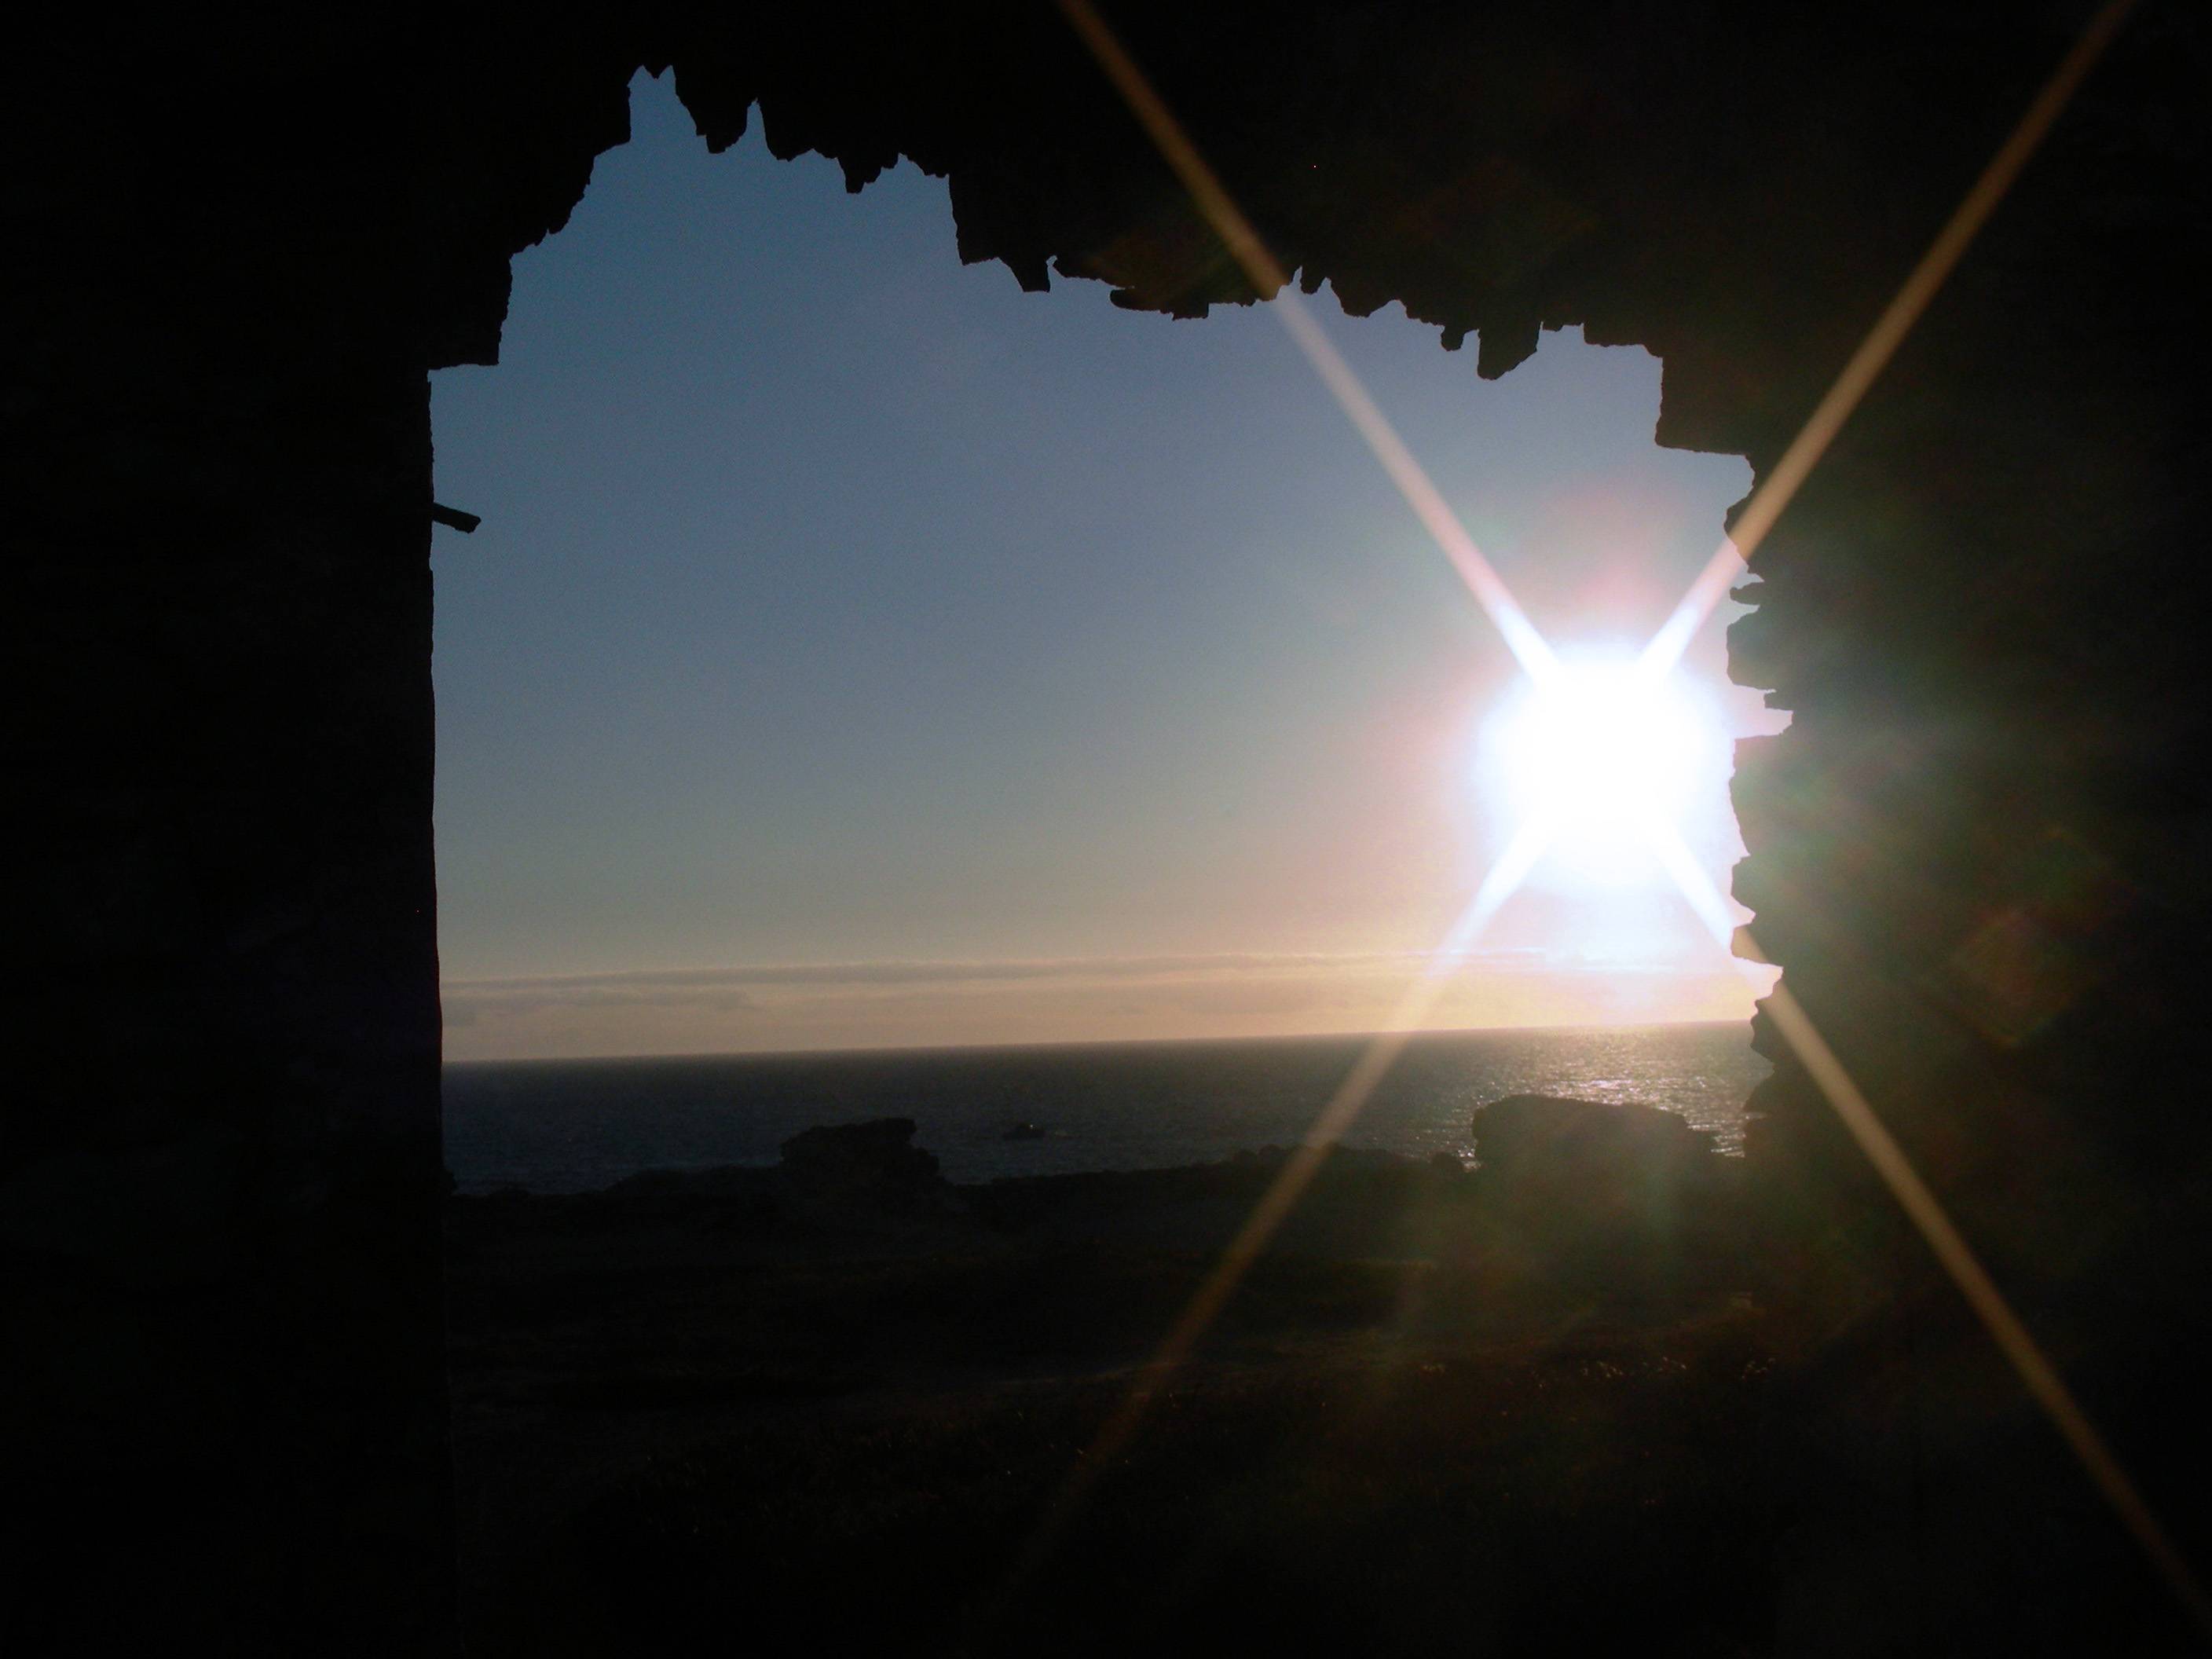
[{"left": 444, "top": 1020, "right": 1768, "bottom": 1194}]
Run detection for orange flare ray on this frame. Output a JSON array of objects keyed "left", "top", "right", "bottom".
[
  {"left": 1639, "top": 0, "right": 2139, "bottom": 679},
  {"left": 1044, "top": 0, "right": 2204, "bottom": 1636},
  {"left": 1642, "top": 817, "right": 2212, "bottom": 1639},
  {"left": 984, "top": 809, "right": 1556, "bottom": 1620},
  {"left": 1055, "top": 0, "right": 1558, "bottom": 687}
]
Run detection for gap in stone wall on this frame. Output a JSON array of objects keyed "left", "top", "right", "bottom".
[{"left": 430, "top": 68, "right": 1780, "bottom": 1111}]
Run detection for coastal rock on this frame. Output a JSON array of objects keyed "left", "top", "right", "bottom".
[
  {"left": 1470, "top": 1094, "right": 1717, "bottom": 1185},
  {"left": 778, "top": 1118, "right": 960, "bottom": 1222},
  {"left": 1470, "top": 1096, "right": 1734, "bottom": 1281}
]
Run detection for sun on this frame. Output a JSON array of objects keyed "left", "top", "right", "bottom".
[{"left": 1477, "top": 650, "right": 1723, "bottom": 889}]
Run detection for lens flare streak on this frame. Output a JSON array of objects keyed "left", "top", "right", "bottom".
[
  {"left": 1053, "top": 0, "right": 1558, "bottom": 687},
  {"left": 982, "top": 806, "right": 1558, "bottom": 1621},
  {"left": 1642, "top": 818, "right": 2212, "bottom": 1636},
  {"left": 1042, "top": 0, "right": 2204, "bottom": 1635},
  {"left": 1639, "top": 0, "right": 2139, "bottom": 680}
]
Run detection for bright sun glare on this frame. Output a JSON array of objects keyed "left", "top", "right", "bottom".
[{"left": 1481, "top": 653, "right": 1723, "bottom": 890}]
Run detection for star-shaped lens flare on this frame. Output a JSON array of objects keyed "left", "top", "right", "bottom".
[{"left": 1001, "top": 0, "right": 2207, "bottom": 1638}]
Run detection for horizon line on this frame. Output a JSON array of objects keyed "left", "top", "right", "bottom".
[{"left": 443, "top": 1009, "right": 1751, "bottom": 1068}]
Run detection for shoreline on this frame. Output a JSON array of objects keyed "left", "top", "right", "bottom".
[{"left": 447, "top": 1101, "right": 1772, "bottom": 1654}]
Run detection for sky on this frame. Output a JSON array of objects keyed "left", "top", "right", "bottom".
[{"left": 430, "top": 70, "right": 1783, "bottom": 1060}]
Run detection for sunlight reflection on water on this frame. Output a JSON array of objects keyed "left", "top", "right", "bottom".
[{"left": 445, "top": 1022, "right": 1767, "bottom": 1192}]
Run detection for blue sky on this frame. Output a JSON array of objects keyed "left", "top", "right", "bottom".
[{"left": 431, "top": 71, "right": 1779, "bottom": 1058}]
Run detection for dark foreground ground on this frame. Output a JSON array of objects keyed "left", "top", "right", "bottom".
[
  {"left": 448, "top": 1111, "right": 1794, "bottom": 1655},
  {"left": 445, "top": 1109, "right": 2198, "bottom": 1655}
]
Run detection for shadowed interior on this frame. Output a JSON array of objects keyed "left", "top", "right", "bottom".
[{"left": 9, "top": 2, "right": 2210, "bottom": 1650}]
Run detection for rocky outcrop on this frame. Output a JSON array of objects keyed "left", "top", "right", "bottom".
[
  {"left": 1470, "top": 1096, "right": 1741, "bottom": 1293},
  {"left": 1472, "top": 1094, "right": 1716, "bottom": 1185},
  {"left": 580, "top": 1119, "right": 961, "bottom": 1227},
  {"left": 778, "top": 1117, "right": 963, "bottom": 1223}
]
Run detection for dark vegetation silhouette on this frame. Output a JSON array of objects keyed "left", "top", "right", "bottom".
[
  {"left": 450, "top": 1105, "right": 1774, "bottom": 1654},
  {"left": 9, "top": 2, "right": 2209, "bottom": 1652}
]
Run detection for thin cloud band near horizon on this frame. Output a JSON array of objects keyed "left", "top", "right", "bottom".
[{"left": 441, "top": 943, "right": 1704, "bottom": 1000}]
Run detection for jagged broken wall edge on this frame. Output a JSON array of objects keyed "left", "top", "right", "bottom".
[{"left": 8, "top": 2, "right": 2208, "bottom": 1646}]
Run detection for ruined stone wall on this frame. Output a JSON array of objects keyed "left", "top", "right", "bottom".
[
  {"left": 8, "top": 16, "right": 450, "bottom": 1648},
  {"left": 8, "top": 2, "right": 2206, "bottom": 1646}
]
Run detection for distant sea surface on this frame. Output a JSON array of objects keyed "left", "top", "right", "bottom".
[{"left": 445, "top": 1022, "right": 1768, "bottom": 1195}]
